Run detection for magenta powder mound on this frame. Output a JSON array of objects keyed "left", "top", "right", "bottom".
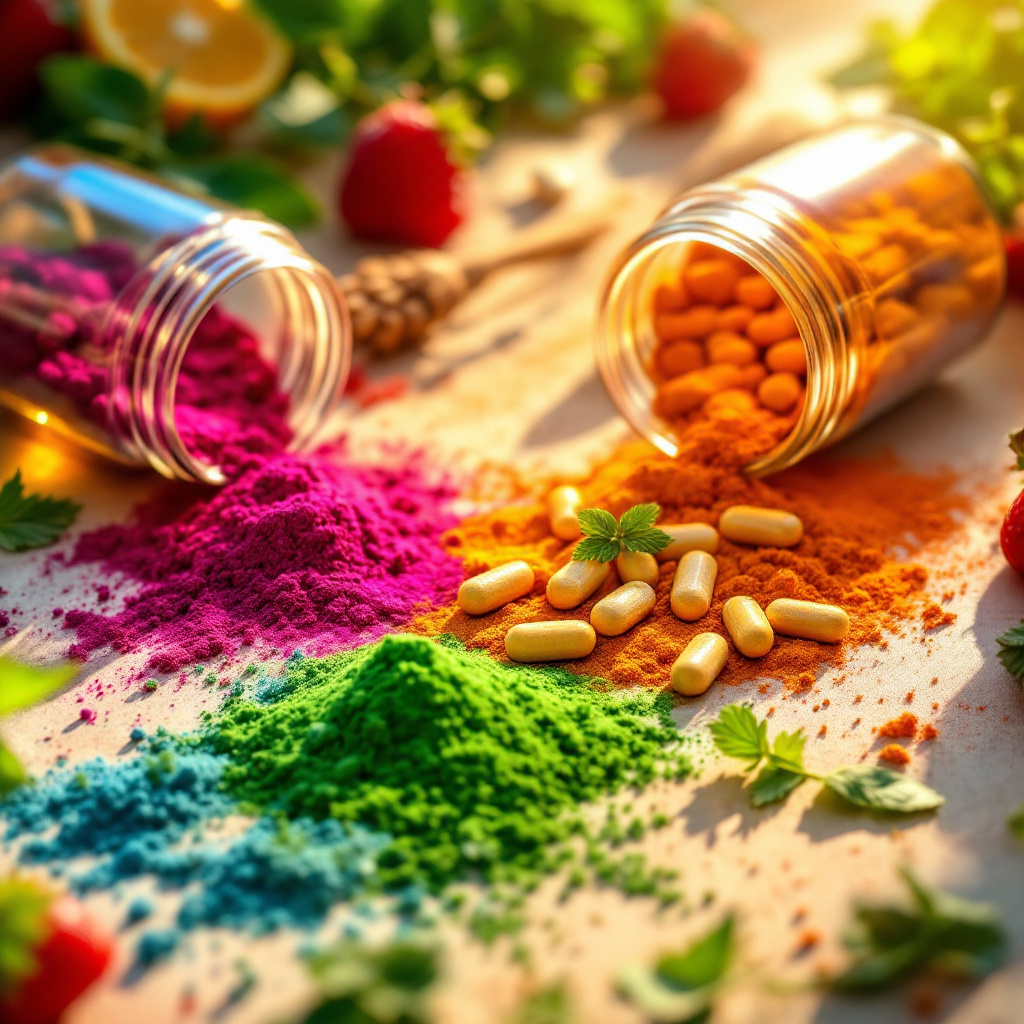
[{"left": 62, "top": 453, "right": 463, "bottom": 673}]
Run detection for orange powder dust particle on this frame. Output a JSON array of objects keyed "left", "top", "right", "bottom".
[
  {"left": 411, "top": 430, "right": 970, "bottom": 690},
  {"left": 878, "top": 712, "right": 918, "bottom": 739},
  {"left": 879, "top": 744, "right": 911, "bottom": 766},
  {"left": 921, "top": 724, "right": 939, "bottom": 740},
  {"left": 922, "top": 604, "right": 956, "bottom": 630},
  {"left": 817, "top": 724, "right": 827, "bottom": 737}
]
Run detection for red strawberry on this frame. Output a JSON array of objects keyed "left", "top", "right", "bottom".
[
  {"left": 339, "top": 99, "right": 467, "bottom": 248},
  {"left": 652, "top": 9, "right": 754, "bottom": 121},
  {"left": 1005, "top": 233, "right": 1024, "bottom": 302},
  {"left": 0, "top": 0, "right": 76, "bottom": 122},
  {"left": 1002, "top": 427, "right": 1024, "bottom": 575},
  {"left": 0, "top": 894, "right": 114, "bottom": 1024}
]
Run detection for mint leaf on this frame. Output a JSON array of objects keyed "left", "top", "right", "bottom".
[
  {"left": 617, "top": 916, "right": 733, "bottom": 1024},
  {"left": 709, "top": 704, "right": 769, "bottom": 767},
  {"left": 0, "top": 657, "right": 76, "bottom": 717},
  {"left": 571, "top": 538, "right": 620, "bottom": 563},
  {"left": 1009, "top": 804, "right": 1024, "bottom": 841},
  {"left": 996, "top": 622, "right": 1024, "bottom": 684},
  {"left": 576, "top": 508, "right": 618, "bottom": 541},
  {"left": 173, "top": 156, "right": 320, "bottom": 229},
  {"left": 749, "top": 765, "right": 806, "bottom": 807},
  {"left": 768, "top": 729, "right": 807, "bottom": 774},
  {"left": 261, "top": 73, "right": 349, "bottom": 152},
  {"left": 0, "top": 470, "right": 82, "bottom": 552},
  {"left": 0, "top": 879, "right": 51, "bottom": 994},
  {"left": 833, "top": 869, "right": 1006, "bottom": 992},
  {"left": 39, "top": 54, "right": 150, "bottom": 128},
  {"left": 824, "top": 766, "right": 944, "bottom": 814},
  {"left": 622, "top": 528, "right": 672, "bottom": 555},
  {"left": 619, "top": 503, "right": 660, "bottom": 535}
]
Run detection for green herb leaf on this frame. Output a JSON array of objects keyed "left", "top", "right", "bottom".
[
  {"left": 825, "top": 765, "right": 945, "bottom": 813},
  {"left": 170, "top": 156, "right": 320, "bottom": 229},
  {"left": 748, "top": 764, "right": 807, "bottom": 807},
  {"left": 708, "top": 704, "right": 769, "bottom": 767},
  {"left": 1009, "top": 804, "right": 1024, "bottom": 840},
  {"left": 622, "top": 528, "right": 673, "bottom": 555},
  {"left": 0, "top": 469, "right": 82, "bottom": 552},
  {"left": 0, "top": 657, "right": 76, "bottom": 717},
  {"left": 250, "top": 0, "right": 350, "bottom": 43},
  {"left": 39, "top": 54, "right": 151, "bottom": 128},
  {"left": 571, "top": 537, "right": 621, "bottom": 563},
  {"left": 618, "top": 503, "right": 660, "bottom": 535},
  {"left": 767, "top": 729, "right": 807, "bottom": 774},
  {"left": 576, "top": 508, "right": 619, "bottom": 541},
  {"left": 996, "top": 621, "right": 1024, "bottom": 684},
  {"left": 617, "top": 915, "right": 734, "bottom": 1024},
  {"left": 833, "top": 868, "right": 1007, "bottom": 991},
  {"left": 0, "top": 879, "right": 52, "bottom": 995}
]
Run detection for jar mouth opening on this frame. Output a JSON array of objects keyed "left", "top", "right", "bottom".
[
  {"left": 595, "top": 206, "right": 855, "bottom": 476},
  {"left": 109, "top": 221, "right": 350, "bottom": 484}
]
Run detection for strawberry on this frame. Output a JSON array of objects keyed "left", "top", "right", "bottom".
[
  {"left": 652, "top": 9, "right": 754, "bottom": 121},
  {"left": 0, "top": 886, "right": 113, "bottom": 1024},
  {"left": 0, "top": 0, "right": 76, "bottom": 122},
  {"left": 339, "top": 99, "right": 467, "bottom": 248},
  {"left": 1005, "top": 233, "right": 1024, "bottom": 302}
]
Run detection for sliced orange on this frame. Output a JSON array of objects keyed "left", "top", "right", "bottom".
[{"left": 81, "top": 0, "right": 292, "bottom": 125}]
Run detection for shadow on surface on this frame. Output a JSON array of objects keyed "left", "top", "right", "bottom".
[{"left": 520, "top": 372, "right": 618, "bottom": 449}]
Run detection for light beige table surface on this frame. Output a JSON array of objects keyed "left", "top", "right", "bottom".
[{"left": 4, "top": 2, "right": 1024, "bottom": 1022}]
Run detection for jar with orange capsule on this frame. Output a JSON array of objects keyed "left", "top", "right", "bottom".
[{"left": 596, "top": 116, "right": 1005, "bottom": 473}]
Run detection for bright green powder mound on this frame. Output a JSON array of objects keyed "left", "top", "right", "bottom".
[{"left": 206, "top": 634, "right": 689, "bottom": 889}]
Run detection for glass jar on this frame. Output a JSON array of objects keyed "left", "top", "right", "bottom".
[
  {"left": 596, "top": 116, "right": 1005, "bottom": 474},
  {"left": 0, "top": 146, "right": 350, "bottom": 484}
]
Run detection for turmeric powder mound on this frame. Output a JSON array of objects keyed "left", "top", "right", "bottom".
[
  {"left": 878, "top": 712, "right": 919, "bottom": 739},
  {"left": 879, "top": 744, "right": 911, "bottom": 766},
  {"left": 411, "top": 429, "right": 970, "bottom": 691}
]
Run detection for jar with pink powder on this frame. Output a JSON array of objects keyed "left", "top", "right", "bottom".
[{"left": 0, "top": 146, "right": 350, "bottom": 484}]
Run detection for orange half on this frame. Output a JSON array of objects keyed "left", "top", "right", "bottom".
[{"left": 82, "top": 0, "right": 292, "bottom": 124}]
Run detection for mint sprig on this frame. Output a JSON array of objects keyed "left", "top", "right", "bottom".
[
  {"left": 833, "top": 867, "right": 1007, "bottom": 991},
  {"left": 1010, "top": 427, "right": 1024, "bottom": 471},
  {"left": 572, "top": 503, "right": 672, "bottom": 563},
  {"left": 709, "top": 705, "right": 944, "bottom": 813},
  {"left": 997, "top": 621, "right": 1024, "bottom": 684},
  {"left": 0, "top": 469, "right": 81, "bottom": 553}
]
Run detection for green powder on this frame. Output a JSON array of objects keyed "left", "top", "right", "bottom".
[{"left": 206, "top": 634, "right": 689, "bottom": 890}]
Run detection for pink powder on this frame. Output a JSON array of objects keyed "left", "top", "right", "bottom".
[{"left": 62, "top": 452, "right": 463, "bottom": 673}]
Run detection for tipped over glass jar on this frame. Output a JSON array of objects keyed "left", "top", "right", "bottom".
[
  {"left": 596, "top": 116, "right": 1006, "bottom": 474},
  {"left": 0, "top": 146, "right": 350, "bottom": 484}
]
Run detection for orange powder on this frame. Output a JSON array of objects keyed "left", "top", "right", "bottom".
[
  {"left": 412, "top": 422, "right": 970, "bottom": 691},
  {"left": 878, "top": 712, "right": 918, "bottom": 739},
  {"left": 879, "top": 744, "right": 911, "bottom": 766}
]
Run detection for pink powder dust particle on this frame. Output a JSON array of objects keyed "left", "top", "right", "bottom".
[
  {"left": 62, "top": 452, "right": 464, "bottom": 674},
  {"left": 79, "top": 708, "right": 97, "bottom": 724}
]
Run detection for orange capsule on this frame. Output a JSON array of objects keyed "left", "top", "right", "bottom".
[
  {"left": 655, "top": 365, "right": 744, "bottom": 417},
  {"left": 758, "top": 372, "right": 804, "bottom": 414},
  {"left": 653, "top": 281, "right": 689, "bottom": 312},
  {"left": 655, "top": 305, "right": 718, "bottom": 341},
  {"left": 747, "top": 306, "right": 797, "bottom": 346},
  {"left": 706, "top": 331, "right": 759, "bottom": 366},
  {"left": 733, "top": 274, "right": 776, "bottom": 310},
  {"left": 656, "top": 339, "right": 705, "bottom": 378},
  {"left": 716, "top": 305, "right": 755, "bottom": 333},
  {"left": 704, "top": 389, "right": 759, "bottom": 417},
  {"left": 764, "top": 339, "right": 806, "bottom": 374},
  {"left": 684, "top": 259, "right": 742, "bottom": 307},
  {"left": 735, "top": 363, "right": 767, "bottom": 391}
]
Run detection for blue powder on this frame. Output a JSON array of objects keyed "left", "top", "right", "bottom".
[
  {"left": 1, "top": 744, "right": 388, "bottom": 937},
  {"left": 137, "top": 928, "right": 179, "bottom": 965},
  {"left": 126, "top": 896, "right": 155, "bottom": 925},
  {"left": 130, "top": 727, "right": 147, "bottom": 742}
]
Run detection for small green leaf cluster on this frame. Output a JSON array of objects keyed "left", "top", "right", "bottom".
[
  {"left": 996, "top": 620, "right": 1024, "bottom": 683},
  {"left": 0, "top": 470, "right": 80, "bottom": 553},
  {"left": 573, "top": 503, "right": 672, "bottom": 563},
  {"left": 0, "top": 879, "right": 52, "bottom": 995},
  {"left": 30, "top": 55, "right": 321, "bottom": 228},
  {"left": 617, "top": 915, "right": 734, "bottom": 1024},
  {"left": 0, "top": 657, "right": 76, "bottom": 797},
  {"left": 829, "top": 0, "right": 1024, "bottom": 220},
  {"left": 834, "top": 868, "right": 1007, "bottom": 991},
  {"left": 709, "top": 705, "right": 945, "bottom": 813}
]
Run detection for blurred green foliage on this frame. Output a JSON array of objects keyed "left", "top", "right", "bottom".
[{"left": 831, "top": 0, "right": 1024, "bottom": 221}]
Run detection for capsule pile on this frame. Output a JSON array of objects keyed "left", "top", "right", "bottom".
[{"left": 454, "top": 488, "right": 851, "bottom": 697}]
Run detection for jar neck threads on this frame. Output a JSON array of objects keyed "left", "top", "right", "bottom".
[
  {"left": 107, "top": 218, "right": 349, "bottom": 484},
  {"left": 596, "top": 187, "right": 869, "bottom": 475}
]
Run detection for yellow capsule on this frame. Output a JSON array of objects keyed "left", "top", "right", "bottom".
[
  {"left": 670, "top": 550, "right": 717, "bottom": 622},
  {"left": 458, "top": 560, "right": 535, "bottom": 615},
  {"left": 671, "top": 632, "right": 729, "bottom": 696},
  {"left": 616, "top": 550, "right": 659, "bottom": 588},
  {"left": 765, "top": 598, "right": 849, "bottom": 643},
  {"left": 548, "top": 486, "right": 582, "bottom": 541},
  {"left": 505, "top": 620, "right": 597, "bottom": 663},
  {"left": 590, "top": 581, "right": 657, "bottom": 637},
  {"left": 656, "top": 523, "right": 720, "bottom": 562},
  {"left": 718, "top": 505, "right": 803, "bottom": 547},
  {"left": 721, "top": 596, "right": 774, "bottom": 658},
  {"left": 546, "top": 558, "right": 611, "bottom": 610}
]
